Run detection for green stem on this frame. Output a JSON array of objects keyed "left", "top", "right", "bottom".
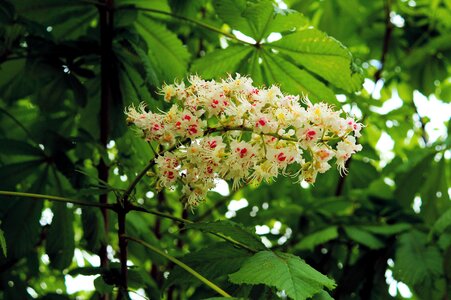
[
  {"left": 128, "top": 205, "right": 190, "bottom": 224},
  {"left": 0, "top": 191, "right": 116, "bottom": 210},
  {"left": 128, "top": 205, "right": 257, "bottom": 252},
  {"left": 117, "top": 5, "right": 254, "bottom": 45},
  {"left": 124, "top": 235, "right": 232, "bottom": 298},
  {"left": 121, "top": 162, "right": 155, "bottom": 203}
]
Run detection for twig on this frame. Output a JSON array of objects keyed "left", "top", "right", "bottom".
[
  {"left": 411, "top": 101, "right": 428, "bottom": 145},
  {"left": 128, "top": 205, "right": 257, "bottom": 252},
  {"left": 374, "top": 0, "right": 393, "bottom": 82},
  {"left": 117, "top": 6, "right": 254, "bottom": 46},
  {"left": 0, "top": 191, "right": 116, "bottom": 210},
  {"left": 125, "top": 235, "right": 232, "bottom": 298}
]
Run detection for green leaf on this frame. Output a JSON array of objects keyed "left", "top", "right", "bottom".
[
  {"left": 295, "top": 226, "right": 338, "bottom": 250},
  {"left": 241, "top": 1, "right": 274, "bottom": 41},
  {"left": 135, "top": 15, "right": 190, "bottom": 80},
  {"left": 312, "top": 290, "right": 334, "bottom": 300},
  {"left": 214, "top": 0, "right": 308, "bottom": 41},
  {"left": 420, "top": 157, "right": 450, "bottom": 224},
  {"left": 246, "top": 50, "right": 264, "bottom": 84},
  {"left": 94, "top": 275, "right": 114, "bottom": 295},
  {"left": 229, "top": 251, "right": 336, "bottom": 300},
  {"left": 46, "top": 203, "right": 75, "bottom": 270},
  {"left": 185, "top": 220, "right": 266, "bottom": 252},
  {"left": 270, "top": 29, "right": 363, "bottom": 93},
  {"left": 1, "top": 175, "right": 46, "bottom": 258},
  {"left": 67, "top": 75, "right": 87, "bottom": 107},
  {"left": 15, "top": 0, "right": 96, "bottom": 39},
  {"left": 133, "top": 43, "right": 161, "bottom": 87},
  {"left": 394, "top": 230, "right": 443, "bottom": 286},
  {"left": 213, "top": 0, "right": 255, "bottom": 38},
  {"left": 347, "top": 160, "right": 379, "bottom": 189},
  {"left": 432, "top": 208, "right": 451, "bottom": 234},
  {"left": 0, "top": 159, "right": 45, "bottom": 188},
  {"left": 343, "top": 226, "right": 384, "bottom": 249},
  {"left": 191, "top": 45, "right": 253, "bottom": 78},
  {"left": 0, "top": 226, "right": 7, "bottom": 257},
  {"left": 0, "top": 139, "right": 43, "bottom": 157},
  {"left": 262, "top": 52, "right": 337, "bottom": 104},
  {"left": 81, "top": 208, "right": 107, "bottom": 253},
  {"left": 394, "top": 151, "right": 436, "bottom": 208},
  {"left": 165, "top": 242, "right": 252, "bottom": 288},
  {"left": 264, "top": 7, "right": 308, "bottom": 34},
  {"left": 360, "top": 223, "right": 411, "bottom": 236}
]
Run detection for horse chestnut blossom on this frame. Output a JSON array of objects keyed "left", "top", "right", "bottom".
[{"left": 126, "top": 74, "right": 363, "bottom": 207}]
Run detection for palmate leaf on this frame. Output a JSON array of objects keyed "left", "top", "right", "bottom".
[
  {"left": 394, "top": 230, "right": 443, "bottom": 286},
  {"left": 213, "top": 0, "right": 307, "bottom": 40},
  {"left": 195, "top": 0, "right": 362, "bottom": 103},
  {"left": 229, "top": 251, "right": 336, "bottom": 300}
]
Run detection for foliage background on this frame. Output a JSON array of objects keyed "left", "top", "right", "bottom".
[{"left": 0, "top": 0, "right": 450, "bottom": 299}]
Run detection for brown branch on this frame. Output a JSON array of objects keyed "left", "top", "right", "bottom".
[
  {"left": 411, "top": 101, "right": 428, "bottom": 145},
  {"left": 374, "top": 0, "right": 393, "bottom": 82},
  {"left": 98, "top": 0, "right": 115, "bottom": 299},
  {"left": 117, "top": 208, "right": 129, "bottom": 300},
  {"left": 150, "top": 191, "right": 165, "bottom": 286},
  {"left": 335, "top": 0, "right": 392, "bottom": 196}
]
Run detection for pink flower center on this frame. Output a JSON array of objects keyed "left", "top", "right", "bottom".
[
  {"left": 277, "top": 152, "right": 287, "bottom": 162},
  {"left": 208, "top": 140, "right": 217, "bottom": 149},
  {"left": 211, "top": 99, "right": 219, "bottom": 108},
  {"left": 188, "top": 124, "right": 198, "bottom": 135},
  {"left": 165, "top": 171, "right": 175, "bottom": 180},
  {"left": 306, "top": 129, "right": 316, "bottom": 140},
  {"left": 257, "top": 118, "right": 266, "bottom": 127},
  {"left": 236, "top": 147, "right": 248, "bottom": 158}
]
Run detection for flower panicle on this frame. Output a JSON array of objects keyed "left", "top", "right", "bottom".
[{"left": 126, "top": 74, "right": 363, "bottom": 207}]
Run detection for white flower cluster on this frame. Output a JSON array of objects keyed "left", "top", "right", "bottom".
[{"left": 126, "top": 74, "right": 362, "bottom": 206}]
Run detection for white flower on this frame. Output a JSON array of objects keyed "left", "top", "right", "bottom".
[{"left": 126, "top": 74, "right": 363, "bottom": 206}]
